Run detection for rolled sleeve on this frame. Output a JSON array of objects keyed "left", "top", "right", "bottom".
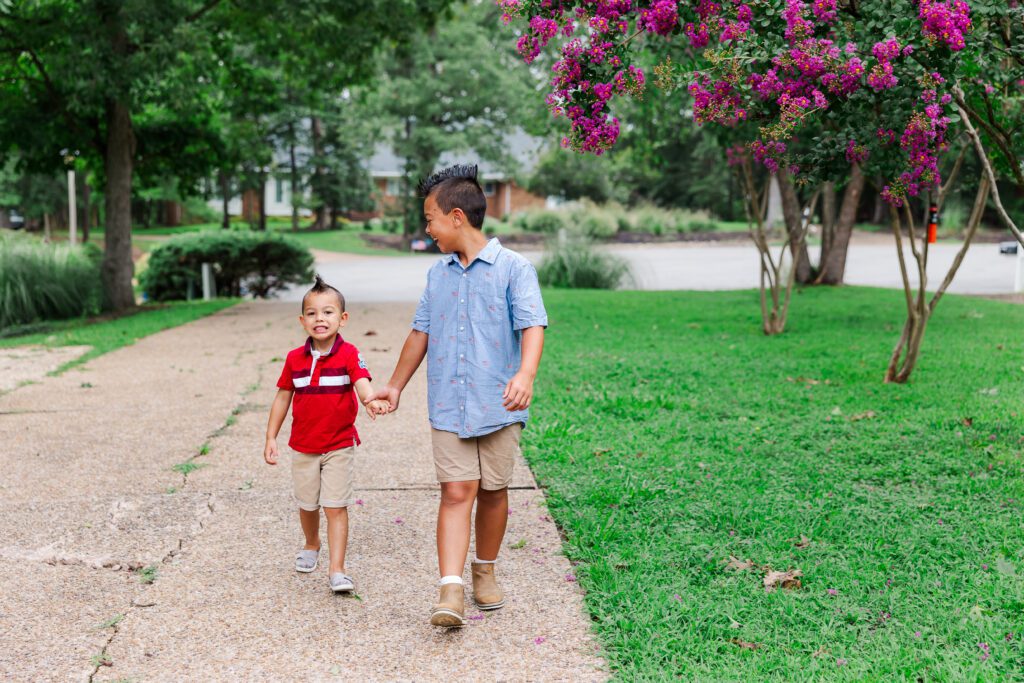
[
  {"left": 411, "top": 286, "right": 431, "bottom": 333},
  {"left": 510, "top": 260, "right": 548, "bottom": 331}
]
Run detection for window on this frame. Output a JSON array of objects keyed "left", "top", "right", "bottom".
[
  {"left": 275, "top": 178, "right": 284, "bottom": 203},
  {"left": 385, "top": 178, "right": 402, "bottom": 197},
  {"left": 483, "top": 182, "right": 496, "bottom": 197}
]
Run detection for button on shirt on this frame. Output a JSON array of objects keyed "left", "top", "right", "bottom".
[{"left": 412, "top": 238, "right": 547, "bottom": 438}]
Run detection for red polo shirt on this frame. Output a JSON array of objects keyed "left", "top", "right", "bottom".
[{"left": 277, "top": 335, "right": 371, "bottom": 454}]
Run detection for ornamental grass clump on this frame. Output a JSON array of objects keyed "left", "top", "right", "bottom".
[
  {"left": 0, "top": 233, "right": 102, "bottom": 330},
  {"left": 537, "top": 233, "right": 629, "bottom": 289}
]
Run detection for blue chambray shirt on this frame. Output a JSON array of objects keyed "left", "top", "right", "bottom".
[{"left": 412, "top": 238, "right": 548, "bottom": 438}]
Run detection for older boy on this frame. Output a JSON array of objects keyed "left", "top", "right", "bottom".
[
  {"left": 264, "top": 275, "right": 390, "bottom": 593},
  {"left": 373, "top": 164, "right": 547, "bottom": 626}
]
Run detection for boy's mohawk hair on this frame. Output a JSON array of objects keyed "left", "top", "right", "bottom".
[
  {"left": 303, "top": 273, "right": 345, "bottom": 311},
  {"left": 417, "top": 164, "right": 488, "bottom": 229},
  {"left": 416, "top": 163, "right": 479, "bottom": 197}
]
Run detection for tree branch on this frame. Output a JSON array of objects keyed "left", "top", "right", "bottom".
[
  {"left": 953, "top": 83, "right": 1024, "bottom": 249},
  {"left": 186, "top": 0, "right": 224, "bottom": 23}
]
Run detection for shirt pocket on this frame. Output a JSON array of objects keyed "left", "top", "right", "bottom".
[{"left": 470, "top": 280, "right": 508, "bottom": 326}]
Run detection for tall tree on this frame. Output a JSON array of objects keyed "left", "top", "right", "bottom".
[
  {"left": 0, "top": 0, "right": 449, "bottom": 310},
  {"left": 378, "top": 1, "right": 547, "bottom": 238}
]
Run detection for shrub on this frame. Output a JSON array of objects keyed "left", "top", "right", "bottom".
[
  {"left": 140, "top": 231, "right": 313, "bottom": 301},
  {"left": 537, "top": 234, "right": 630, "bottom": 289},
  {"left": 516, "top": 209, "right": 567, "bottom": 234},
  {"left": 0, "top": 232, "right": 103, "bottom": 330},
  {"left": 571, "top": 202, "right": 619, "bottom": 239}
]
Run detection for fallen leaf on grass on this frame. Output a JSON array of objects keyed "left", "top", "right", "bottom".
[
  {"left": 729, "top": 638, "right": 762, "bottom": 650},
  {"left": 996, "top": 557, "right": 1016, "bottom": 577},
  {"left": 725, "top": 556, "right": 756, "bottom": 572},
  {"left": 962, "top": 417, "right": 974, "bottom": 427},
  {"left": 850, "top": 410, "right": 876, "bottom": 422},
  {"left": 763, "top": 569, "right": 803, "bottom": 592},
  {"left": 793, "top": 535, "right": 812, "bottom": 549},
  {"left": 812, "top": 647, "right": 830, "bottom": 658},
  {"left": 593, "top": 448, "right": 611, "bottom": 457}
]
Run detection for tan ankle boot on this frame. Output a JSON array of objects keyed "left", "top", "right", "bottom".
[
  {"left": 430, "top": 583, "right": 466, "bottom": 627},
  {"left": 471, "top": 562, "right": 505, "bottom": 610}
]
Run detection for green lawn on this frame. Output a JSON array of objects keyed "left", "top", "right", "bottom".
[
  {"left": 0, "top": 299, "right": 238, "bottom": 374},
  {"left": 526, "top": 287, "right": 1024, "bottom": 681}
]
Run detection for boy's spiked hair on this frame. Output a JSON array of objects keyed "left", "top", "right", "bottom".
[
  {"left": 302, "top": 274, "right": 345, "bottom": 311},
  {"left": 417, "top": 164, "right": 487, "bottom": 229}
]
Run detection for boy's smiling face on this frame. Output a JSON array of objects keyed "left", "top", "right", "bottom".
[
  {"left": 423, "top": 193, "right": 463, "bottom": 254},
  {"left": 299, "top": 291, "right": 347, "bottom": 348}
]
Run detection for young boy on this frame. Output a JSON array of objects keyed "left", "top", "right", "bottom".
[
  {"left": 372, "top": 164, "right": 548, "bottom": 626},
  {"left": 264, "top": 275, "right": 390, "bottom": 593}
]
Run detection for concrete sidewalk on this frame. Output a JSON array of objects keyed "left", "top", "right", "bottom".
[{"left": 0, "top": 302, "right": 604, "bottom": 682}]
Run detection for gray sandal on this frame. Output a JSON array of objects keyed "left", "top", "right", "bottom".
[
  {"left": 295, "top": 549, "right": 319, "bottom": 573},
  {"left": 330, "top": 573, "right": 355, "bottom": 593}
]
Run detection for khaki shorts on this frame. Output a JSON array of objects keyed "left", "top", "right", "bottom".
[
  {"left": 431, "top": 423, "right": 522, "bottom": 491},
  {"left": 291, "top": 446, "right": 356, "bottom": 511}
]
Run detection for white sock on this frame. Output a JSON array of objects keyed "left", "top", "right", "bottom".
[
  {"left": 439, "top": 575, "right": 463, "bottom": 586},
  {"left": 474, "top": 557, "right": 496, "bottom": 564}
]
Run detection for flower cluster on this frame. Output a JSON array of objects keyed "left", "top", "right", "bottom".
[
  {"left": 640, "top": 0, "right": 679, "bottom": 36},
  {"left": 918, "top": 0, "right": 972, "bottom": 51},
  {"left": 503, "top": 0, "right": 972, "bottom": 198},
  {"left": 845, "top": 139, "right": 869, "bottom": 165}
]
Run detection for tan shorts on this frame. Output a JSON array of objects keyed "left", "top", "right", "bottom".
[
  {"left": 291, "top": 446, "right": 356, "bottom": 511},
  {"left": 431, "top": 423, "right": 522, "bottom": 491}
]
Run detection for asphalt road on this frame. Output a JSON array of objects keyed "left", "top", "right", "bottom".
[{"left": 282, "top": 239, "right": 1023, "bottom": 303}]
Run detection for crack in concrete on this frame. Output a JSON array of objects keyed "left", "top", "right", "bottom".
[{"left": 91, "top": 357, "right": 272, "bottom": 680}]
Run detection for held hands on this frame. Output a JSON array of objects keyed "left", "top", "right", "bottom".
[
  {"left": 264, "top": 438, "right": 279, "bottom": 466},
  {"left": 503, "top": 371, "right": 535, "bottom": 412},
  {"left": 368, "top": 384, "right": 402, "bottom": 414},
  {"left": 363, "top": 398, "right": 392, "bottom": 420}
]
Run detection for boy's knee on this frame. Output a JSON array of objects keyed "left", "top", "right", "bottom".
[
  {"left": 323, "top": 505, "right": 348, "bottom": 516},
  {"left": 440, "top": 481, "right": 478, "bottom": 506}
]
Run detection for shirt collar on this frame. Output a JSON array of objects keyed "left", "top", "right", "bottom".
[
  {"left": 305, "top": 335, "right": 343, "bottom": 357},
  {"left": 446, "top": 237, "right": 502, "bottom": 267}
]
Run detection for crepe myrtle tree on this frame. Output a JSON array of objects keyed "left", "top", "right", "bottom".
[{"left": 503, "top": 0, "right": 1003, "bottom": 383}]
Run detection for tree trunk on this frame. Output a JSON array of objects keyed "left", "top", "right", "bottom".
[
  {"left": 311, "top": 116, "right": 327, "bottom": 230},
  {"left": 816, "top": 164, "right": 865, "bottom": 285},
  {"left": 258, "top": 172, "right": 267, "bottom": 232},
  {"left": 102, "top": 97, "right": 136, "bottom": 311},
  {"left": 776, "top": 168, "right": 813, "bottom": 284},
  {"left": 820, "top": 180, "right": 836, "bottom": 273},
  {"left": 82, "top": 179, "right": 91, "bottom": 242},
  {"left": 289, "top": 121, "right": 299, "bottom": 232},
  {"left": 43, "top": 212, "right": 51, "bottom": 242},
  {"left": 220, "top": 171, "right": 231, "bottom": 229}
]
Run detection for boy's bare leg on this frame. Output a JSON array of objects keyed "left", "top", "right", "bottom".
[
  {"left": 299, "top": 508, "right": 321, "bottom": 550},
  {"left": 437, "top": 480, "right": 479, "bottom": 576},
  {"left": 473, "top": 487, "right": 509, "bottom": 561},
  {"left": 324, "top": 507, "right": 349, "bottom": 573}
]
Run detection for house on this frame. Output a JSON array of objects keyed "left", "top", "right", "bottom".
[
  {"left": 364, "top": 131, "right": 547, "bottom": 221},
  {"left": 209, "top": 130, "right": 548, "bottom": 223}
]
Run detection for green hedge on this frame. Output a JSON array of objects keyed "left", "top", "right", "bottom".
[
  {"left": 141, "top": 232, "right": 313, "bottom": 301},
  {"left": 0, "top": 233, "right": 103, "bottom": 330}
]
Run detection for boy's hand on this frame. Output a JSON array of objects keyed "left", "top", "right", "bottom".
[
  {"left": 264, "top": 438, "right": 279, "bottom": 465},
  {"left": 370, "top": 384, "right": 401, "bottom": 413},
  {"left": 363, "top": 399, "right": 391, "bottom": 420},
  {"left": 503, "top": 371, "right": 535, "bottom": 411}
]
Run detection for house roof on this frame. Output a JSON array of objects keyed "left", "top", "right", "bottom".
[{"left": 366, "top": 129, "right": 544, "bottom": 180}]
